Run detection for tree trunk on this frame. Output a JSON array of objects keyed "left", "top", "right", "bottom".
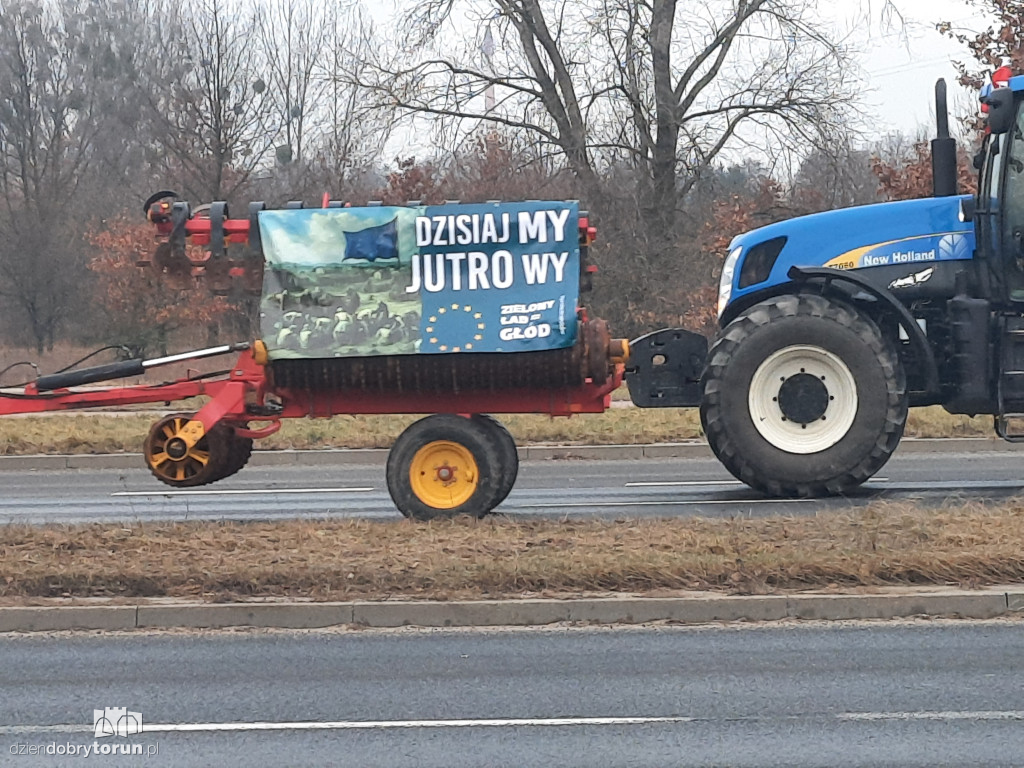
[{"left": 648, "top": 0, "right": 680, "bottom": 237}]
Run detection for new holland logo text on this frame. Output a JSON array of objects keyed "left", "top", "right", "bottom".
[{"left": 864, "top": 249, "right": 937, "bottom": 267}]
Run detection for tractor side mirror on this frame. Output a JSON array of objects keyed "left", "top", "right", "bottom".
[{"left": 987, "top": 87, "right": 1015, "bottom": 135}]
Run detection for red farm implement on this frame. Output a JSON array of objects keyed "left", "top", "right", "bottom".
[{"left": 0, "top": 193, "right": 628, "bottom": 520}]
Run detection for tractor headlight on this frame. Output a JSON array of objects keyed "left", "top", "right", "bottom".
[{"left": 718, "top": 246, "right": 742, "bottom": 318}]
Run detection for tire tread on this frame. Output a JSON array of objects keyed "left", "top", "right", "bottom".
[{"left": 700, "top": 293, "right": 906, "bottom": 497}]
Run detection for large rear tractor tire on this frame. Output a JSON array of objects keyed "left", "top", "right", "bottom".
[
  {"left": 386, "top": 414, "right": 503, "bottom": 520},
  {"left": 700, "top": 293, "right": 907, "bottom": 497}
]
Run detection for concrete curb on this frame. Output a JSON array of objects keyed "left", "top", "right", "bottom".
[
  {"left": 2, "top": 589, "right": 1022, "bottom": 632},
  {"left": 1, "top": 437, "right": 1021, "bottom": 472}
]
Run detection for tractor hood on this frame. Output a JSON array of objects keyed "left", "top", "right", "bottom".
[{"left": 721, "top": 195, "right": 976, "bottom": 315}]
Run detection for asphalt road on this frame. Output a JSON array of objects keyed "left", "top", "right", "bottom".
[
  {"left": 2, "top": 621, "right": 1024, "bottom": 767},
  {"left": 1, "top": 449, "right": 1023, "bottom": 524}
]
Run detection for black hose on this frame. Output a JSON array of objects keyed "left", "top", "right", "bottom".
[
  {"left": 52, "top": 345, "right": 135, "bottom": 375},
  {"left": 35, "top": 359, "right": 146, "bottom": 391},
  {"left": 0, "top": 361, "right": 40, "bottom": 385}
]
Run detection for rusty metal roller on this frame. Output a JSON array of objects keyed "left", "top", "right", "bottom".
[
  {"left": 268, "top": 320, "right": 615, "bottom": 393},
  {"left": 583, "top": 318, "right": 612, "bottom": 385}
]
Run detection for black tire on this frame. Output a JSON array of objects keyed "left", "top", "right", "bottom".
[
  {"left": 700, "top": 293, "right": 907, "bottom": 497},
  {"left": 472, "top": 414, "right": 519, "bottom": 509},
  {"left": 143, "top": 413, "right": 232, "bottom": 488},
  {"left": 386, "top": 414, "right": 503, "bottom": 520},
  {"left": 216, "top": 429, "right": 254, "bottom": 481}
]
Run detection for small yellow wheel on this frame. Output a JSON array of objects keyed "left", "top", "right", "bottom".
[
  {"left": 409, "top": 440, "right": 480, "bottom": 510},
  {"left": 386, "top": 415, "right": 501, "bottom": 520},
  {"left": 144, "top": 414, "right": 229, "bottom": 488}
]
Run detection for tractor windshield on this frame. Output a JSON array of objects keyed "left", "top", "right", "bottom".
[
  {"left": 1000, "top": 100, "right": 1024, "bottom": 301},
  {"left": 975, "top": 128, "right": 1005, "bottom": 267},
  {"left": 1003, "top": 104, "right": 1024, "bottom": 249}
]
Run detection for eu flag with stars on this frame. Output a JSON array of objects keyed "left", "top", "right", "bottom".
[{"left": 343, "top": 217, "right": 399, "bottom": 262}]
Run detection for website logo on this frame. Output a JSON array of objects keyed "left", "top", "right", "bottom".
[{"left": 93, "top": 707, "right": 143, "bottom": 738}]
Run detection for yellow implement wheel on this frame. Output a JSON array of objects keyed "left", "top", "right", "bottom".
[
  {"left": 472, "top": 414, "right": 518, "bottom": 510},
  {"left": 144, "top": 414, "right": 229, "bottom": 488},
  {"left": 386, "top": 414, "right": 502, "bottom": 520},
  {"left": 409, "top": 440, "right": 480, "bottom": 509}
]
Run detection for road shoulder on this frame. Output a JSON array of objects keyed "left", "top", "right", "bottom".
[
  {"left": 3, "top": 436, "right": 1023, "bottom": 471},
  {"left": 2, "top": 586, "right": 1023, "bottom": 633}
]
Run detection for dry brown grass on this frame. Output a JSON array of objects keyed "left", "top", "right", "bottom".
[
  {"left": 3, "top": 500, "right": 1024, "bottom": 602},
  {"left": 904, "top": 407, "right": 991, "bottom": 438},
  {"left": 0, "top": 405, "right": 996, "bottom": 455},
  {"left": 0, "top": 408, "right": 706, "bottom": 454}
]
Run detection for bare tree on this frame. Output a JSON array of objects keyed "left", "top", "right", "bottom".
[
  {"left": 790, "top": 141, "right": 883, "bottom": 214},
  {"left": 255, "top": 0, "right": 331, "bottom": 169},
  {"left": 0, "top": 0, "right": 145, "bottom": 351},
  {"left": 356, "top": 0, "right": 859, "bottom": 235},
  {"left": 139, "top": 0, "right": 274, "bottom": 202},
  {"left": 247, "top": 1, "right": 395, "bottom": 203},
  {"left": 315, "top": 6, "right": 396, "bottom": 192}
]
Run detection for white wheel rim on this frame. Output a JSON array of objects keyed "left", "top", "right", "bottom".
[{"left": 747, "top": 345, "right": 858, "bottom": 454}]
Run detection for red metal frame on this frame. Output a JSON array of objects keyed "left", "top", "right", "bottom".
[
  {"left": 148, "top": 201, "right": 598, "bottom": 248},
  {"left": 0, "top": 348, "right": 623, "bottom": 430},
  {"left": 0, "top": 350, "right": 267, "bottom": 439}
]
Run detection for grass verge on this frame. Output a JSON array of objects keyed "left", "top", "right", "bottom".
[
  {"left": 0, "top": 408, "right": 706, "bottom": 454},
  {"left": 3, "top": 501, "right": 1023, "bottom": 602},
  {"left": 0, "top": 405, "right": 996, "bottom": 455}
]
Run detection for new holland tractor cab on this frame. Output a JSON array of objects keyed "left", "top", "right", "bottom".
[{"left": 625, "top": 73, "right": 1024, "bottom": 497}]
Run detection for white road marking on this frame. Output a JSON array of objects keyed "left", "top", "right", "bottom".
[
  {"left": 7, "top": 710, "right": 1023, "bottom": 735},
  {"left": 625, "top": 480, "right": 743, "bottom": 487},
  {"left": 626, "top": 477, "right": 889, "bottom": 488},
  {"left": 147, "top": 716, "right": 697, "bottom": 731},
  {"left": 0, "top": 716, "right": 694, "bottom": 735},
  {"left": 112, "top": 487, "right": 373, "bottom": 497},
  {"left": 512, "top": 498, "right": 816, "bottom": 509},
  {"left": 838, "top": 710, "right": 1024, "bottom": 722}
]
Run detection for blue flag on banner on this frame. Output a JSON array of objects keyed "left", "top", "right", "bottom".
[{"left": 343, "top": 217, "right": 399, "bottom": 261}]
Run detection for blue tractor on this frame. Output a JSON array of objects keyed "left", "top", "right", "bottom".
[{"left": 626, "top": 76, "right": 1024, "bottom": 497}]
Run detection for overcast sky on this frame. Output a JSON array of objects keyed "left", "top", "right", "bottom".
[{"left": 847, "top": 0, "right": 985, "bottom": 137}]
